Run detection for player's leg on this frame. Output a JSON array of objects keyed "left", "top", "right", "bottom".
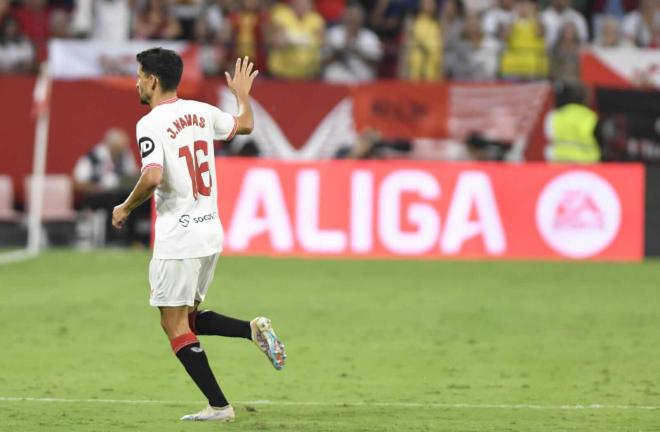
[
  {"left": 150, "top": 257, "right": 234, "bottom": 421},
  {"left": 160, "top": 305, "right": 230, "bottom": 406},
  {"left": 188, "top": 307, "right": 252, "bottom": 339},
  {"left": 191, "top": 254, "right": 287, "bottom": 370},
  {"left": 187, "top": 254, "right": 251, "bottom": 338},
  {"left": 189, "top": 308, "right": 287, "bottom": 369}
]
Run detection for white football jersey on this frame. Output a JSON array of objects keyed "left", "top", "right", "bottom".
[{"left": 136, "top": 96, "right": 237, "bottom": 259}]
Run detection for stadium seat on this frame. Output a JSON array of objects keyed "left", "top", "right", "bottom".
[
  {"left": 0, "top": 175, "right": 27, "bottom": 247},
  {"left": 25, "top": 175, "right": 77, "bottom": 221},
  {"left": 24, "top": 175, "right": 77, "bottom": 246},
  {"left": 0, "top": 175, "right": 20, "bottom": 222}
]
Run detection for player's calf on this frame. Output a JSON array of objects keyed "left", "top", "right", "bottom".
[{"left": 161, "top": 307, "right": 229, "bottom": 410}]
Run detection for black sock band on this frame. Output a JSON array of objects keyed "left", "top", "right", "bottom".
[
  {"left": 174, "top": 336, "right": 228, "bottom": 408},
  {"left": 193, "top": 310, "right": 252, "bottom": 339}
]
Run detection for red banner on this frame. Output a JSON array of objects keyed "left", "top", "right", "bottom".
[
  {"left": 352, "top": 82, "right": 449, "bottom": 139},
  {"left": 216, "top": 159, "right": 644, "bottom": 261}
]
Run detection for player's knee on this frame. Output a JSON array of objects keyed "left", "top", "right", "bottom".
[{"left": 160, "top": 314, "right": 190, "bottom": 340}]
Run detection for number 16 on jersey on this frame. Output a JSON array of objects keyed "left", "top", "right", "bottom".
[{"left": 179, "top": 140, "right": 212, "bottom": 199}]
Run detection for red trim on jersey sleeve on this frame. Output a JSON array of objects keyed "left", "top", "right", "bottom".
[
  {"left": 226, "top": 116, "right": 239, "bottom": 141},
  {"left": 141, "top": 163, "right": 163, "bottom": 172}
]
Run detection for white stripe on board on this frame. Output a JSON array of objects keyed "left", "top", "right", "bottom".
[{"left": 0, "top": 396, "right": 658, "bottom": 411}]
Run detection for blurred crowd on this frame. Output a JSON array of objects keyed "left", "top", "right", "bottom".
[{"left": 0, "top": 0, "right": 658, "bottom": 84}]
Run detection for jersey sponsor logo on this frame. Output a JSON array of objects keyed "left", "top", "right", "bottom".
[
  {"left": 178, "top": 212, "right": 216, "bottom": 228},
  {"left": 536, "top": 171, "right": 622, "bottom": 258},
  {"left": 139, "top": 136, "right": 155, "bottom": 158},
  {"left": 193, "top": 212, "right": 216, "bottom": 224}
]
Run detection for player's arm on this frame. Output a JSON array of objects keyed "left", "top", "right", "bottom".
[
  {"left": 225, "top": 56, "right": 258, "bottom": 135},
  {"left": 112, "top": 166, "right": 162, "bottom": 229}
]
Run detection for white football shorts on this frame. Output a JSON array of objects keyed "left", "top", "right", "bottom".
[{"left": 148, "top": 254, "right": 219, "bottom": 307}]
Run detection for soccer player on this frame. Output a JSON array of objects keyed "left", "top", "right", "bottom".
[{"left": 111, "top": 48, "right": 286, "bottom": 422}]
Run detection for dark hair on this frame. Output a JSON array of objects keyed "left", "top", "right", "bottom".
[
  {"left": 136, "top": 47, "right": 183, "bottom": 92},
  {"left": 554, "top": 82, "right": 587, "bottom": 107}
]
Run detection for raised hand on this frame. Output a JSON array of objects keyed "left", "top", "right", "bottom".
[{"left": 225, "top": 56, "right": 259, "bottom": 98}]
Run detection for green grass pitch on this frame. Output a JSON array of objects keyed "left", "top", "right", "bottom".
[{"left": 2, "top": 250, "right": 660, "bottom": 431}]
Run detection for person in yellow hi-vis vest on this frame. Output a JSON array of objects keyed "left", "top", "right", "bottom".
[
  {"left": 499, "top": 0, "right": 548, "bottom": 79},
  {"left": 544, "top": 84, "right": 601, "bottom": 163},
  {"left": 401, "top": 0, "right": 443, "bottom": 81}
]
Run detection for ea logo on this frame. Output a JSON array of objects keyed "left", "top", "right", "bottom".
[{"left": 536, "top": 171, "right": 621, "bottom": 259}]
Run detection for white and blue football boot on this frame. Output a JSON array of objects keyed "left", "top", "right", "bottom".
[{"left": 250, "top": 317, "right": 287, "bottom": 370}]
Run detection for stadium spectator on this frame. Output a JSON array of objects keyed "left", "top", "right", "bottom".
[
  {"left": 447, "top": 11, "right": 501, "bottom": 80},
  {"left": 193, "top": 15, "right": 226, "bottom": 76},
  {"left": 594, "top": 14, "right": 624, "bottom": 47},
  {"left": 499, "top": 0, "right": 548, "bottom": 80},
  {"left": 544, "top": 83, "right": 600, "bottom": 163},
  {"left": 481, "top": 0, "right": 515, "bottom": 40},
  {"left": 204, "top": 0, "right": 233, "bottom": 36},
  {"left": 540, "top": 0, "right": 588, "bottom": 49},
  {"left": 171, "top": 0, "right": 205, "bottom": 40},
  {"left": 441, "top": 0, "right": 466, "bottom": 50},
  {"left": 73, "top": 128, "right": 138, "bottom": 195},
  {"left": 73, "top": 128, "right": 142, "bottom": 245},
  {"left": 367, "top": 0, "right": 413, "bottom": 77},
  {"left": 0, "top": 15, "right": 35, "bottom": 73},
  {"left": 367, "top": 0, "right": 412, "bottom": 40},
  {"left": 321, "top": 3, "right": 383, "bottom": 83},
  {"left": 70, "top": 0, "right": 132, "bottom": 41},
  {"left": 589, "top": 0, "right": 636, "bottom": 44},
  {"left": 49, "top": 8, "right": 72, "bottom": 38},
  {"left": 11, "top": 0, "right": 51, "bottom": 61},
  {"left": 440, "top": 0, "right": 466, "bottom": 80},
  {"left": 267, "top": 0, "right": 325, "bottom": 79},
  {"left": 549, "top": 21, "right": 582, "bottom": 85},
  {"left": 400, "top": 0, "right": 443, "bottom": 81},
  {"left": 132, "top": 0, "right": 182, "bottom": 40},
  {"left": 316, "top": 0, "right": 347, "bottom": 25},
  {"left": 621, "top": 0, "right": 660, "bottom": 47},
  {"left": 222, "top": 0, "right": 269, "bottom": 72}
]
